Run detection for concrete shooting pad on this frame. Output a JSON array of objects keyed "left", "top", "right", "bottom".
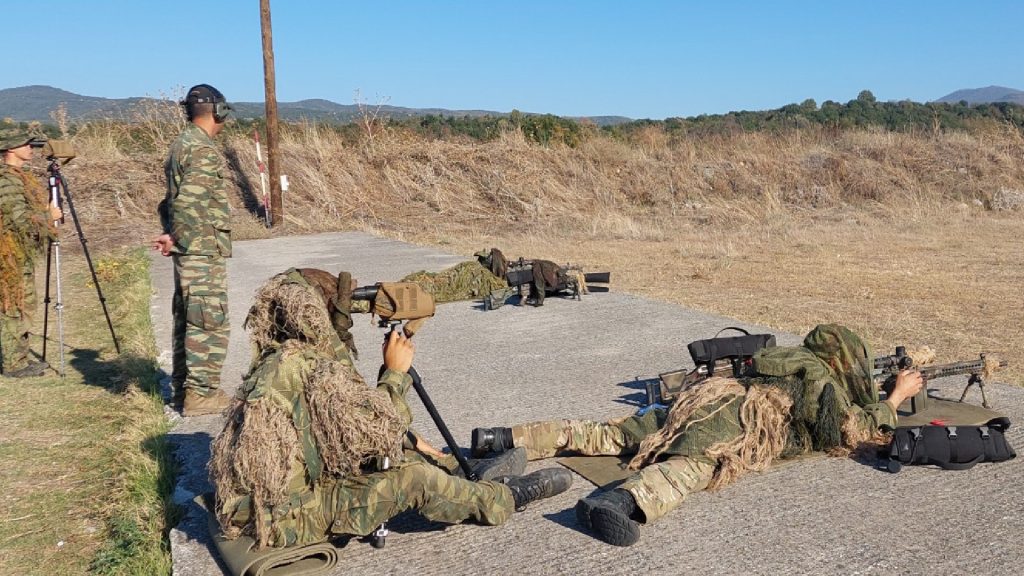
[{"left": 151, "top": 232, "right": 1024, "bottom": 576}]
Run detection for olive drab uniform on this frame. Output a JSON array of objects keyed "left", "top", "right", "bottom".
[
  {"left": 0, "top": 162, "right": 54, "bottom": 374},
  {"left": 212, "top": 270, "right": 515, "bottom": 548},
  {"left": 507, "top": 325, "right": 897, "bottom": 522},
  {"left": 159, "top": 123, "right": 231, "bottom": 395}
]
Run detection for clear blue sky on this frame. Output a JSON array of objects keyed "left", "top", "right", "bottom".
[{"left": 5, "top": 1, "right": 1022, "bottom": 119}]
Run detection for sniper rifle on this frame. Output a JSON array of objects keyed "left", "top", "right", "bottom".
[{"left": 874, "top": 346, "right": 1008, "bottom": 414}]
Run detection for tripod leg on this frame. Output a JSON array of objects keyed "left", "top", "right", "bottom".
[
  {"left": 58, "top": 174, "right": 120, "bottom": 354},
  {"left": 42, "top": 240, "right": 53, "bottom": 361},
  {"left": 53, "top": 240, "right": 66, "bottom": 378}
]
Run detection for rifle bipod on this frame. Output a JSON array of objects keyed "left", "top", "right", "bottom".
[
  {"left": 959, "top": 373, "right": 991, "bottom": 409},
  {"left": 42, "top": 157, "right": 120, "bottom": 377}
]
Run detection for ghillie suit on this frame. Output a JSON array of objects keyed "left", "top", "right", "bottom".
[
  {"left": 486, "top": 324, "right": 897, "bottom": 523},
  {"left": 210, "top": 268, "right": 516, "bottom": 549},
  {"left": 400, "top": 261, "right": 507, "bottom": 303},
  {"left": 0, "top": 163, "right": 55, "bottom": 373}
]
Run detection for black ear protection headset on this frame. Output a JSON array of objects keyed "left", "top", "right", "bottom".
[{"left": 181, "top": 84, "right": 232, "bottom": 123}]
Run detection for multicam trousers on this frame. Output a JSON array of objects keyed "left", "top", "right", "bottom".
[
  {"left": 511, "top": 399, "right": 743, "bottom": 522},
  {"left": 253, "top": 459, "right": 515, "bottom": 547},
  {"left": 172, "top": 254, "right": 229, "bottom": 394},
  {"left": 0, "top": 262, "right": 35, "bottom": 374}
]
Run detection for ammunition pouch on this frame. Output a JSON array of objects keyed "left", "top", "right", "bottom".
[{"left": 882, "top": 418, "right": 1016, "bottom": 473}]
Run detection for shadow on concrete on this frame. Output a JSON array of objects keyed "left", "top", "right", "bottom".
[
  {"left": 613, "top": 376, "right": 659, "bottom": 408},
  {"left": 542, "top": 507, "right": 589, "bottom": 536}
]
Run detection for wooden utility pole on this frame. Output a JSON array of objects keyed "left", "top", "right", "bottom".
[{"left": 260, "top": 0, "right": 283, "bottom": 227}]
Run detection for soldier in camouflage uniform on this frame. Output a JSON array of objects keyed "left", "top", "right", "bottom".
[
  {"left": 154, "top": 84, "right": 233, "bottom": 416},
  {"left": 0, "top": 128, "right": 61, "bottom": 377},
  {"left": 471, "top": 324, "right": 924, "bottom": 546},
  {"left": 210, "top": 269, "right": 572, "bottom": 550}
]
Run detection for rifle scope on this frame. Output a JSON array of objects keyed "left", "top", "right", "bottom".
[{"left": 351, "top": 285, "right": 378, "bottom": 301}]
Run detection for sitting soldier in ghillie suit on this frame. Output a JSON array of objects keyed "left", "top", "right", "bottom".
[
  {"left": 209, "top": 268, "right": 572, "bottom": 549},
  {"left": 470, "top": 324, "right": 924, "bottom": 547}
]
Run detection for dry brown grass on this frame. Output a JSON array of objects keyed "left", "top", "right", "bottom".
[{"left": 41, "top": 112, "right": 1024, "bottom": 385}]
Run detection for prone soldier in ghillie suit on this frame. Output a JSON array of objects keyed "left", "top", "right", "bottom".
[
  {"left": 476, "top": 248, "right": 588, "bottom": 307},
  {"left": 210, "top": 268, "right": 572, "bottom": 549},
  {"left": 470, "top": 324, "right": 924, "bottom": 547},
  {"left": 399, "top": 260, "right": 508, "bottom": 304},
  {"left": 0, "top": 127, "right": 61, "bottom": 377}
]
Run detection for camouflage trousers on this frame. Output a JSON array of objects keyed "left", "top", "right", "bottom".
[
  {"left": 258, "top": 459, "right": 514, "bottom": 547},
  {"left": 172, "top": 255, "right": 229, "bottom": 394},
  {"left": 511, "top": 399, "right": 742, "bottom": 522},
  {"left": 0, "top": 262, "right": 35, "bottom": 374}
]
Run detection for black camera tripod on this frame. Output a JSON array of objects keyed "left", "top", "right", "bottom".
[{"left": 42, "top": 156, "right": 119, "bottom": 377}]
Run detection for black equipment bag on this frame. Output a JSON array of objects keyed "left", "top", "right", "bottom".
[
  {"left": 687, "top": 327, "right": 776, "bottom": 376},
  {"left": 882, "top": 417, "right": 1016, "bottom": 473}
]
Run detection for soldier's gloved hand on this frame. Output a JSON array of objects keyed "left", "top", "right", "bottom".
[
  {"left": 49, "top": 205, "right": 63, "bottom": 222},
  {"left": 383, "top": 329, "right": 415, "bottom": 374}
]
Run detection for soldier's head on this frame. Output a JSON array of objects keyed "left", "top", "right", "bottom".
[
  {"left": 181, "top": 84, "right": 232, "bottom": 135},
  {"left": 0, "top": 127, "right": 46, "bottom": 168}
]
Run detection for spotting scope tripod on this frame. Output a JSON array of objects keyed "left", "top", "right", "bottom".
[{"left": 42, "top": 143, "right": 119, "bottom": 377}]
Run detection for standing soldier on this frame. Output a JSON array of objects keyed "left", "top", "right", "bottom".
[
  {"left": 153, "top": 84, "right": 233, "bottom": 416},
  {"left": 0, "top": 128, "right": 61, "bottom": 377}
]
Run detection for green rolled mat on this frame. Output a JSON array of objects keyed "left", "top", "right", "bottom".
[{"left": 199, "top": 495, "right": 341, "bottom": 576}]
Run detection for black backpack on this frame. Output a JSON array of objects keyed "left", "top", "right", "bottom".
[{"left": 881, "top": 417, "right": 1016, "bottom": 473}]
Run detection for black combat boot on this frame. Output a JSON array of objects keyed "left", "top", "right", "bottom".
[
  {"left": 502, "top": 468, "right": 573, "bottom": 511},
  {"left": 470, "top": 427, "right": 514, "bottom": 457},
  {"left": 574, "top": 489, "right": 641, "bottom": 547},
  {"left": 460, "top": 447, "right": 527, "bottom": 481}
]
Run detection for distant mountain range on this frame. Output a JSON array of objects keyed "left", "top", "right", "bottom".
[
  {"left": 2, "top": 85, "right": 1022, "bottom": 125},
  {"left": 935, "top": 85, "right": 1024, "bottom": 105},
  {"left": 0, "top": 85, "right": 632, "bottom": 126}
]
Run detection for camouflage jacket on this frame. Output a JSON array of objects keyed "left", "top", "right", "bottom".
[
  {"left": 159, "top": 124, "right": 231, "bottom": 257},
  {"left": 0, "top": 163, "right": 53, "bottom": 259}
]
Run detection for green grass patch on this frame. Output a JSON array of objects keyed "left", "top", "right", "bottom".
[{"left": 0, "top": 248, "right": 177, "bottom": 575}]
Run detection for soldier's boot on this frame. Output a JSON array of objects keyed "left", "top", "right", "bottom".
[
  {"left": 574, "top": 489, "right": 641, "bottom": 547},
  {"left": 4, "top": 360, "right": 50, "bottom": 378},
  {"left": 470, "top": 427, "right": 514, "bottom": 457},
  {"left": 463, "top": 447, "right": 527, "bottom": 481},
  {"left": 182, "top": 389, "right": 232, "bottom": 417},
  {"left": 502, "top": 467, "right": 573, "bottom": 511}
]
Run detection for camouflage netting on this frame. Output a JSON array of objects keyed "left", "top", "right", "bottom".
[
  {"left": 400, "top": 261, "right": 507, "bottom": 303},
  {"left": 245, "top": 274, "right": 336, "bottom": 356},
  {"left": 0, "top": 219, "right": 27, "bottom": 314},
  {"left": 210, "top": 400, "right": 301, "bottom": 547},
  {"left": 705, "top": 384, "right": 793, "bottom": 489},
  {"left": 628, "top": 376, "right": 794, "bottom": 491},
  {"left": 305, "top": 359, "right": 404, "bottom": 476},
  {"left": 628, "top": 377, "right": 747, "bottom": 470}
]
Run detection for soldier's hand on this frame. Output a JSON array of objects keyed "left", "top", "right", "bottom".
[
  {"left": 888, "top": 369, "right": 924, "bottom": 407},
  {"left": 152, "top": 233, "right": 174, "bottom": 257},
  {"left": 383, "top": 329, "right": 415, "bottom": 374},
  {"left": 49, "top": 205, "right": 63, "bottom": 222}
]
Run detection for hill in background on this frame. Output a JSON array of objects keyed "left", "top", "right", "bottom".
[
  {"left": 935, "top": 85, "right": 1024, "bottom": 105},
  {"left": 0, "top": 85, "right": 632, "bottom": 126}
]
